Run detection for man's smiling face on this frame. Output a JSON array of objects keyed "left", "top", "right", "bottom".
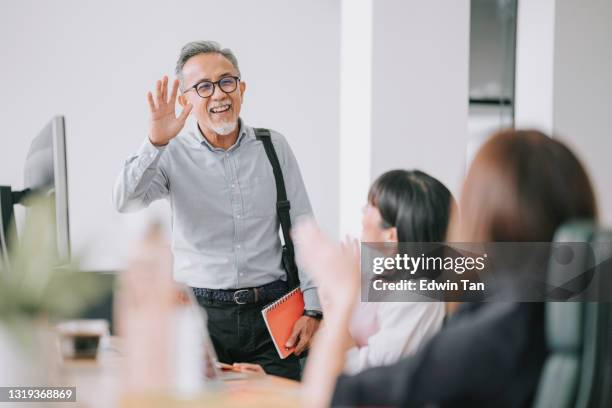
[{"left": 180, "top": 52, "right": 245, "bottom": 136}]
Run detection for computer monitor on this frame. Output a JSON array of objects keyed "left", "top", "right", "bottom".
[{"left": 0, "top": 115, "right": 71, "bottom": 269}]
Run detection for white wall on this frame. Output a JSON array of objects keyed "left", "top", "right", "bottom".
[
  {"left": 370, "top": 0, "right": 470, "bottom": 199},
  {"left": 553, "top": 0, "right": 612, "bottom": 226},
  {"left": 0, "top": 0, "right": 340, "bottom": 270},
  {"left": 515, "top": 0, "right": 612, "bottom": 226},
  {"left": 337, "top": 0, "right": 470, "bottom": 237}
]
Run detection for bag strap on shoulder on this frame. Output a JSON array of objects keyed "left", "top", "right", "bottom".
[{"left": 254, "top": 128, "right": 299, "bottom": 289}]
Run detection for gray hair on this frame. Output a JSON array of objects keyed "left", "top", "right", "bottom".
[{"left": 175, "top": 41, "right": 241, "bottom": 85}]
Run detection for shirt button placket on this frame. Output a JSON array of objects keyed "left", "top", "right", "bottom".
[{"left": 225, "top": 152, "right": 242, "bottom": 284}]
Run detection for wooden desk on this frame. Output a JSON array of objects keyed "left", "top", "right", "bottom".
[
  {"left": 120, "top": 376, "right": 300, "bottom": 408},
  {"left": 59, "top": 337, "right": 301, "bottom": 408}
]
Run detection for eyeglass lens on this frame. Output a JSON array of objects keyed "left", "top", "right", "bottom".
[{"left": 195, "top": 77, "right": 238, "bottom": 98}]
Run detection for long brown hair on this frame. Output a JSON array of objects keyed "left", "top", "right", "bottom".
[{"left": 450, "top": 129, "right": 597, "bottom": 242}]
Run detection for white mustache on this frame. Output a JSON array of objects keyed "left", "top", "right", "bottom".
[{"left": 208, "top": 101, "right": 232, "bottom": 111}]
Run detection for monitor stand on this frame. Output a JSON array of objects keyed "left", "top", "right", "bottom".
[{"left": 0, "top": 186, "right": 31, "bottom": 269}]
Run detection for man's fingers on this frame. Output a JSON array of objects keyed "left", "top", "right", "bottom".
[
  {"left": 178, "top": 103, "right": 192, "bottom": 122},
  {"left": 294, "top": 332, "right": 310, "bottom": 355},
  {"left": 147, "top": 91, "right": 156, "bottom": 112},
  {"left": 285, "top": 325, "right": 300, "bottom": 348},
  {"left": 161, "top": 76, "right": 168, "bottom": 103},
  {"left": 155, "top": 80, "right": 163, "bottom": 106},
  {"left": 169, "top": 79, "right": 179, "bottom": 104}
]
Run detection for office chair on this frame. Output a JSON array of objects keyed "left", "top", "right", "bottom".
[{"left": 532, "top": 222, "right": 612, "bottom": 408}]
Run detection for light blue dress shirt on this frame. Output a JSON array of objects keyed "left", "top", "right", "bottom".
[{"left": 113, "top": 119, "right": 320, "bottom": 309}]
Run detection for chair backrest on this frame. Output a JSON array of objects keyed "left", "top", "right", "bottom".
[
  {"left": 532, "top": 222, "right": 612, "bottom": 408},
  {"left": 577, "top": 228, "right": 612, "bottom": 408}
]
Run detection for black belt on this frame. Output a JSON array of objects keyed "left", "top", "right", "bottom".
[{"left": 191, "top": 279, "right": 289, "bottom": 305}]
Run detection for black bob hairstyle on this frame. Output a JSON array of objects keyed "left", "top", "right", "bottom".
[{"left": 367, "top": 169, "right": 454, "bottom": 243}]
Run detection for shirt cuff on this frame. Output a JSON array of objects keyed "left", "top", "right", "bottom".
[
  {"left": 132, "top": 137, "right": 166, "bottom": 170},
  {"left": 141, "top": 137, "right": 168, "bottom": 153},
  {"left": 302, "top": 287, "right": 321, "bottom": 311}
]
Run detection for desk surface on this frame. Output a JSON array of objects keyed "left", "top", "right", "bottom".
[{"left": 59, "top": 337, "right": 300, "bottom": 408}]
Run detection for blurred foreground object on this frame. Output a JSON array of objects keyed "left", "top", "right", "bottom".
[
  {"left": 116, "top": 224, "right": 215, "bottom": 397},
  {"left": 115, "top": 224, "right": 175, "bottom": 395},
  {"left": 57, "top": 319, "right": 109, "bottom": 359},
  {"left": 0, "top": 196, "right": 111, "bottom": 385}
]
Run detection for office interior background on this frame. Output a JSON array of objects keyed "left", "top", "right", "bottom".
[{"left": 0, "top": 0, "right": 610, "bottom": 275}]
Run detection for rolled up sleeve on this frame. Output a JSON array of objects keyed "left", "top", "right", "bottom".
[{"left": 113, "top": 137, "right": 170, "bottom": 212}]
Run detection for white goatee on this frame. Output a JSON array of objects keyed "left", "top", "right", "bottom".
[{"left": 212, "top": 120, "right": 237, "bottom": 136}]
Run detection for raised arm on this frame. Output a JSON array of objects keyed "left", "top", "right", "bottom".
[
  {"left": 293, "top": 220, "right": 361, "bottom": 408},
  {"left": 113, "top": 76, "right": 192, "bottom": 212}
]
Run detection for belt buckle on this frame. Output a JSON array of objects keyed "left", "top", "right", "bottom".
[{"left": 233, "top": 289, "right": 250, "bottom": 304}]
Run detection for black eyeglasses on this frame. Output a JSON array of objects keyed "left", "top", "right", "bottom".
[{"left": 183, "top": 76, "right": 240, "bottom": 98}]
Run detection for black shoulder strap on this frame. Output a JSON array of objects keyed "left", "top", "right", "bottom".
[{"left": 254, "top": 128, "right": 300, "bottom": 289}]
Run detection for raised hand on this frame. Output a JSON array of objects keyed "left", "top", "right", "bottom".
[
  {"left": 296, "top": 221, "right": 361, "bottom": 408},
  {"left": 294, "top": 219, "right": 361, "bottom": 318},
  {"left": 147, "top": 76, "right": 193, "bottom": 146}
]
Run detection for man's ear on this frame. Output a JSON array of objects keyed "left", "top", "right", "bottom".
[
  {"left": 385, "top": 227, "right": 398, "bottom": 243},
  {"left": 239, "top": 81, "right": 246, "bottom": 101},
  {"left": 178, "top": 94, "right": 187, "bottom": 107}
]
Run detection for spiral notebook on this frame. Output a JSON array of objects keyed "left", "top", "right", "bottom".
[{"left": 261, "top": 287, "right": 304, "bottom": 359}]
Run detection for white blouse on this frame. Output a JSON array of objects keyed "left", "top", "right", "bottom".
[{"left": 344, "top": 301, "right": 445, "bottom": 375}]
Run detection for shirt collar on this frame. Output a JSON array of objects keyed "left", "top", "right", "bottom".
[{"left": 190, "top": 118, "right": 253, "bottom": 152}]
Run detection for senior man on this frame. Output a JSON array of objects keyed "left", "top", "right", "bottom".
[{"left": 113, "top": 41, "right": 321, "bottom": 380}]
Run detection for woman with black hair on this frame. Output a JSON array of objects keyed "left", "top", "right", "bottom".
[
  {"left": 344, "top": 169, "right": 452, "bottom": 374},
  {"left": 230, "top": 169, "right": 453, "bottom": 376}
]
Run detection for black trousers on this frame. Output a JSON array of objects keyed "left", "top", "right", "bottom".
[{"left": 194, "top": 295, "right": 302, "bottom": 381}]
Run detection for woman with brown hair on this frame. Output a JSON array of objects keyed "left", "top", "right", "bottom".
[{"left": 296, "top": 129, "right": 597, "bottom": 408}]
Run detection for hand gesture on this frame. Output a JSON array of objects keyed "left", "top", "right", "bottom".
[
  {"left": 294, "top": 219, "right": 361, "bottom": 320},
  {"left": 147, "top": 76, "right": 193, "bottom": 146}
]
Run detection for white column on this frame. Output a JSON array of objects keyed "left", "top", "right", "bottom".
[
  {"left": 339, "top": 0, "right": 373, "bottom": 238},
  {"left": 514, "top": 0, "right": 556, "bottom": 132}
]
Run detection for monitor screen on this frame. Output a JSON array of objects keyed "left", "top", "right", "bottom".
[{"left": 24, "top": 116, "right": 71, "bottom": 262}]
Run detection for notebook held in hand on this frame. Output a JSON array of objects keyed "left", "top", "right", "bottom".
[{"left": 261, "top": 287, "right": 304, "bottom": 358}]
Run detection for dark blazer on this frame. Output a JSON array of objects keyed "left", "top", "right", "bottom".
[{"left": 332, "top": 302, "right": 546, "bottom": 408}]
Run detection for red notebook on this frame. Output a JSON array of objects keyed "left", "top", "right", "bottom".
[{"left": 261, "top": 288, "right": 304, "bottom": 359}]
